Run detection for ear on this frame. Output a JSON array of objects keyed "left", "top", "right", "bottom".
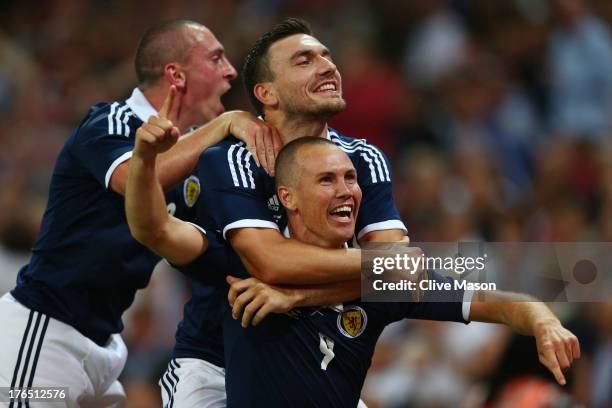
[
  {"left": 164, "top": 63, "right": 186, "bottom": 90},
  {"left": 277, "top": 185, "right": 297, "bottom": 211},
  {"left": 254, "top": 83, "right": 278, "bottom": 110}
]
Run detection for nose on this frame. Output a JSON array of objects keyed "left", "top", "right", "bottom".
[
  {"left": 316, "top": 55, "right": 337, "bottom": 77},
  {"left": 336, "top": 179, "right": 351, "bottom": 199},
  {"left": 223, "top": 57, "right": 238, "bottom": 80}
]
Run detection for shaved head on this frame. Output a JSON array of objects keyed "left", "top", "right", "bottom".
[
  {"left": 135, "top": 19, "right": 206, "bottom": 88},
  {"left": 275, "top": 137, "right": 339, "bottom": 188}
]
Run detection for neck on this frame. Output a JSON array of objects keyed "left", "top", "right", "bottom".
[
  {"left": 287, "top": 218, "right": 343, "bottom": 249},
  {"left": 265, "top": 110, "right": 328, "bottom": 144}
]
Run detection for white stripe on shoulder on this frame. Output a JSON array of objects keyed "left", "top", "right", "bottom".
[
  {"left": 364, "top": 142, "right": 390, "bottom": 181},
  {"left": 330, "top": 135, "right": 390, "bottom": 182},
  {"left": 236, "top": 146, "right": 249, "bottom": 187},
  {"left": 114, "top": 104, "right": 130, "bottom": 137},
  {"left": 244, "top": 151, "right": 256, "bottom": 188},
  {"left": 227, "top": 143, "right": 240, "bottom": 187},
  {"left": 121, "top": 111, "right": 135, "bottom": 137},
  {"left": 359, "top": 152, "right": 378, "bottom": 183},
  {"left": 227, "top": 142, "right": 255, "bottom": 189},
  {"left": 107, "top": 102, "right": 119, "bottom": 134}
]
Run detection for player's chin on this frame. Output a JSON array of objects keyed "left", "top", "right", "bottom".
[
  {"left": 320, "top": 99, "right": 346, "bottom": 115},
  {"left": 327, "top": 223, "right": 355, "bottom": 243}
]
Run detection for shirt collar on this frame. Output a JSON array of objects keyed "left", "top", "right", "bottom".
[{"left": 125, "top": 87, "right": 157, "bottom": 122}]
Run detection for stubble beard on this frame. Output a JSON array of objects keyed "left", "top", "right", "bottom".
[{"left": 285, "top": 97, "right": 347, "bottom": 122}]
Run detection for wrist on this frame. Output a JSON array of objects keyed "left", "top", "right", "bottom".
[
  {"left": 288, "top": 287, "right": 307, "bottom": 308},
  {"left": 532, "top": 316, "right": 561, "bottom": 335},
  {"left": 218, "top": 111, "right": 235, "bottom": 135},
  {"left": 133, "top": 142, "right": 158, "bottom": 162}
]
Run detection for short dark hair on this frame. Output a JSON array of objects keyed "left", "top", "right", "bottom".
[
  {"left": 135, "top": 20, "right": 201, "bottom": 88},
  {"left": 275, "top": 136, "right": 338, "bottom": 188},
  {"left": 242, "top": 18, "right": 312, "bottom": 115}
]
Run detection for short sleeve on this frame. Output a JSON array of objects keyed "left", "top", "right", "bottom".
[
  {"left": 71, "top": 103, "right": 136, "bottom": 189},
  {"left": 353, "top": 142, "right": 407, "bottom": 239},
  {"left": 197, "top": 140, "right": 279, "bottom": 239}
]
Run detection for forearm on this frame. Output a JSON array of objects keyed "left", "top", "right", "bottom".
[
  {"left": 247, "top": 240, "right": 361, "bottom": 285},
  {"left": 470, "top": 291, "right": 559, "bottom": 336},
  {"left": 230, "top": 228, "right": 362, "bottom": 285},
  {"left": 125, "top": 152, "right": 169, "bottom": 246},
  {"left": 288, "top": 280, "right": 361, "bottom": 308},
  {"left": 155, "top": 112, "right": 232, "bottom": 190}
]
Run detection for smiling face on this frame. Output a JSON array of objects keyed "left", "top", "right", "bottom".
[
  {"left": 264, "top": 34, "right": 346, "bottom": 119},
  {"left": 181, "top": 25, "right": 237, "bottom": 124},
  {"left": 278, "top": 143, "right": 361, "bottom": 248}
]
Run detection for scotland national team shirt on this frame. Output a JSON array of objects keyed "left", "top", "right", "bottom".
[
  {"left": 11, "top": 88, "right": 197, "bottom": 346},
  {"left": 225, "top": 268, "right": 470, "bottom": 408},
  {"left": 172, "top": 128, "right": 408, "bottom": 366}
]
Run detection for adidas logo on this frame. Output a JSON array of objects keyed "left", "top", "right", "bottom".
[{"left": 267, "top": 195, "right": 280, "bottom": 212}]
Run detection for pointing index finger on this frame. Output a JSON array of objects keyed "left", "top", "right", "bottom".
[{"left": 159, "top": 85, "right": 176, "bottom": 119}]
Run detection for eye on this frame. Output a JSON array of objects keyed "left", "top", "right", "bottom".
[
  {"left": 296, "top": 58, "right": 310, "bottom": 66},
  {"left": 319, "top": 176, "right": 332, "bottom": 184},
  {"left": 346, "top": 172, "right": 356, "bottom": 182}
]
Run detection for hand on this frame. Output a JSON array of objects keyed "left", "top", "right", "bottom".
[
  {"left": 227, "top": 275, "right": 296, "bottom": 327},
  {"left": 134, "top": 85, "right": 182, "bottom": 158},
  {"left": 533, "top": 318, "right": 580, "bottom": 385},
  {"left": 224, "top": 111, "right": 282, "bottom": 176}
]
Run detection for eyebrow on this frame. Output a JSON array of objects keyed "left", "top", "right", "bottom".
[
  {"left": 289, "top": 47, "right": 331, "bottom": 61},
  {"left": 208, "top": 46, "right": 225, "bottom": 55},
  {"left": 315, "top": 168, "right": 356, "bottom": 177}
]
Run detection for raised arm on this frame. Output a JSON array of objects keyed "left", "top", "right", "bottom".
[
  {"left": 125, "top": 87, "right": 208, "bottom": 265},
  {"left": 111, "top": 92, "right": 280, "bottom": 195},
  {"left": 470, "top": 290, "right": 580, "bottom": 385}
]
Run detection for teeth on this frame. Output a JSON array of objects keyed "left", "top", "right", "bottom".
[
  {"left": 331, "top": 206, "right": 352, "bottom": 214},
  {"left": 317, "top": 83, "right": 336, "bottom": 92}
]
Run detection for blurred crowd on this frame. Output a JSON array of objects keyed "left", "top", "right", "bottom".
[{"left": 1, "top": 0, "right": 611, "bottom": 407}]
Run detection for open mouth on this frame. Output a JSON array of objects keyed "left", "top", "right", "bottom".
[
  {"left": 329, "top": 204, "right": 353, "bottom": 222},
  {"left": 314, "top": 81, "right": 338, "bottom": 93}
]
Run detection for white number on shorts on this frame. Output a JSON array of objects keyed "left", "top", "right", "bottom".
[{"left": 318, "top": 332, "right": 335, "bottom": 370}]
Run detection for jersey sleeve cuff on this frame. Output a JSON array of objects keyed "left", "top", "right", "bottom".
[
  {"left": 357, "top": 220, "right": 407, "bottom": 240},
  {"left": 462, "top": 289, "right": 474, "bottom": 322},
  {"left": 104, "top": 150, "right": 133, "bottom": 189},
  {"left": 222, "top": 219, "right": 279, "bottom": 240},
  {"left": 187, "top": 222, "right": 207, "bottom": 236}
]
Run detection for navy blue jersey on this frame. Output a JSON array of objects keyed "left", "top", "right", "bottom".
[
  {"left": 225, "top": 269, "right": 470, "bottom": 408},
  {"left": 11, "top": 88, "right": 196, "bottom": 346},
  {"left": 172, "top": 128, "right": 407, "bottom": 366}
]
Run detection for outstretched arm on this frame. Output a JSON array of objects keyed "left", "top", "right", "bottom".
[
  {"left": 470, "top": 290, "right": 580, "bottom": 385},
  {"left": 125, "top": 87, "right": 207, "bottom": 265}
]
